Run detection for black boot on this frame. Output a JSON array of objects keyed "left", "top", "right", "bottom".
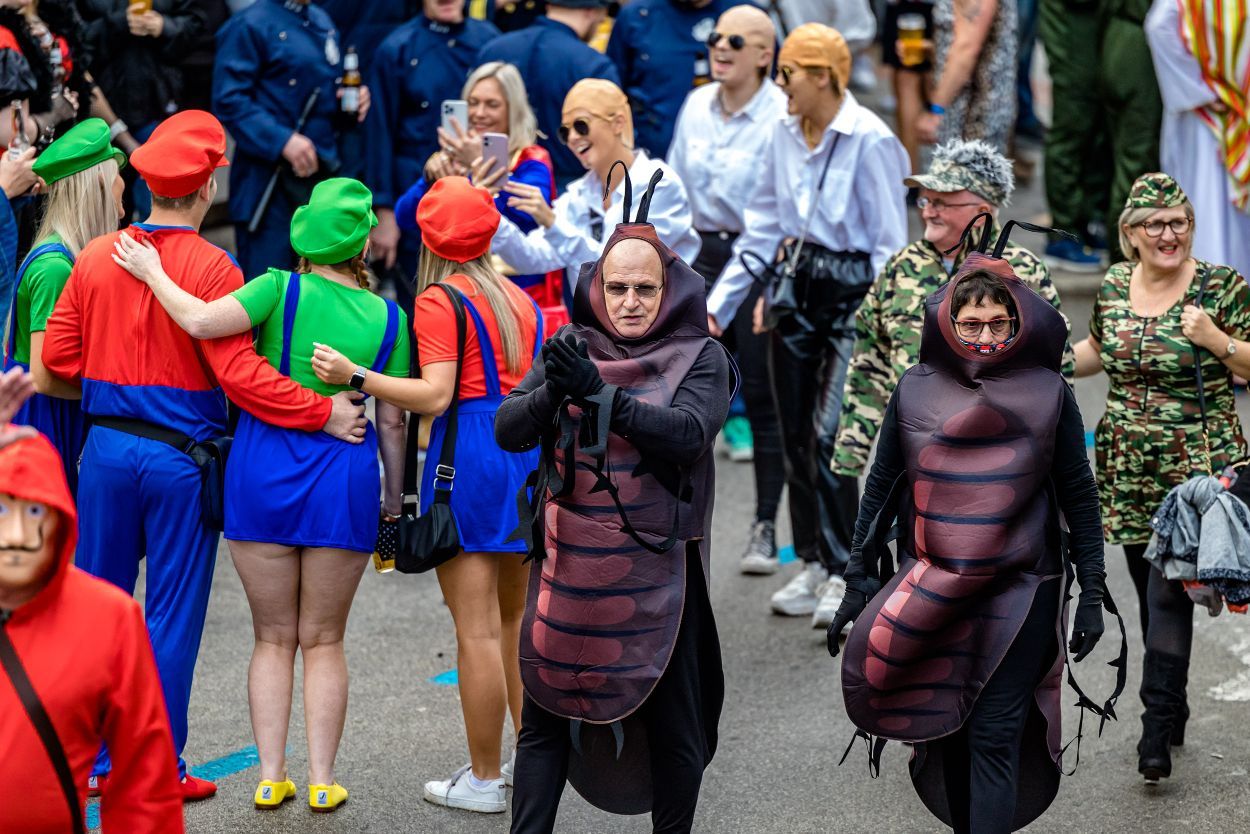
[
  {"left": 1138, "top": 650, "right": 1188, "bottom": 782},
  {"left": 1172, "top": 694, "right": 1189, "bottom": 747}
]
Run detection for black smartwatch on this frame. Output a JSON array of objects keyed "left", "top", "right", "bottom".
[{"left": 348, "top": 367, "right": 367, "bottom": 390}]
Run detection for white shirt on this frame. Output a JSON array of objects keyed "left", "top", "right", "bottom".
[
  {"left": 668, "top": 80, "right": 788, "bottom": 234},
  {"left": 491, "top": 149, "right": 701, "bottom": 288},
  {"left": 705, "top": 91, "right": 909, "bottom": 327}
]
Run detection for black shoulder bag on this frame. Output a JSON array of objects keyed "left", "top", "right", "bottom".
[
  {"left": 0, "top": 612, "right": 85, "bottom": 834},
  {"left": 394, "top": 283, "right": 467, "bottom": 573}
]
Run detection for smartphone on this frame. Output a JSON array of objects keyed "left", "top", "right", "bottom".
[
  {"left": 481, "top": 133, "right": 510, "bottom": 183},
  {"left": 441, "top": 100, "right": 468, "bottom": 136}
]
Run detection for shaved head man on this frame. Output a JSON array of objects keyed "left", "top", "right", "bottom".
[{"left": 602, "top": 238, "right": 665, "bottom": 338}]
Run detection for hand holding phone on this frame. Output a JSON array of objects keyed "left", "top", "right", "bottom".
[
  {"left": 440, "top": 100, "right": 468, "bottom": 137},
  {"left": 481, "top": 133, "right": 510, "bottom": 183}
]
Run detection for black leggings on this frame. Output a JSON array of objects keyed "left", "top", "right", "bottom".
[
  {"left": 1121, "top": 542, "right": 1154, "bottom": 636},
  {"left": 942, "top": 579, "right": 1060, "bottom": 834},
  {"left": 1144, "top": 565, "right": 1194, "bottom": 660}
]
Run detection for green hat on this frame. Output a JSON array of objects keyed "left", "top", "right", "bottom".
[
  {"left": 1124, "top": 172, "right": 1187, "bottom": 210},
  {"left": 290, "top": 178, "right": 378, "bottom": 265},
  {"left": 904, "top": 139, "right": 1014, "bottom": 207},
  {"left": 32, "top": 118, "right": 126, "bottom": 185}
]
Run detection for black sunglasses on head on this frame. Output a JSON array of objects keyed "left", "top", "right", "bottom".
[
  {"left": 558, "top": 118, "right": 592, "bottom": 145},
  {"left": 707, "top": 31, "right": 746, "bottom": 49}
]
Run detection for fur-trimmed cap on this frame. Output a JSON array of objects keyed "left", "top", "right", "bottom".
[{"left": 905, "top": 139, "right": 1014, "bottom": 206}]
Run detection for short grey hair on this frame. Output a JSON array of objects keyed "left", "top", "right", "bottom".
[
  {"left": 1116, "top": 200, "right": 1195, "bottom": 261},
  {"left": 462, "top": 62, "right": 539, "bottom": 154}
]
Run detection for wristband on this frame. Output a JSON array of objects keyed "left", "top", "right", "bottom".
[
  {"left": 108, "top": 119, "right": 129, "bottom": 140},
  {"left": 928, "top": 103, "right": 945, "bottom": 116}
]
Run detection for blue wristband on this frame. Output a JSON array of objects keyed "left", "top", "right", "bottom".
[{"left": 928, "top": 103, "right": 946, "bottom": 116}]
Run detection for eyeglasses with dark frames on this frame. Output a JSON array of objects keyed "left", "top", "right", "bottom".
[
  {"left": 604, "top": 281, "right": 664, "bottom": 300},
  {"left": 1136, "top": 217, "right": 1192, "bottom": 238}
]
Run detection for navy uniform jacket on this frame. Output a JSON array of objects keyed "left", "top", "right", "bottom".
[
  {"left": 477, "top": 18, "right": 619, "bottom": 189},
  {"left": 318, "top": 0, "right": 418, "bottom": 73},
  {"left": 606, "top": 0, "right": 745, "bottom": 159},
  {"left": 365, "top": 14, "right": 500, "bottom": 208},
  {"left": 213, "top": 0, "right": 343, "bottom": 225}
]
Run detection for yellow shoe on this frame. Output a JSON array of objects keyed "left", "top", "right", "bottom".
[
  {"left": 309, "top": 783, "right": 348, "bottom": 812},
  {"left": 253, "top": 779, "right": 296, "bottom": 809}
]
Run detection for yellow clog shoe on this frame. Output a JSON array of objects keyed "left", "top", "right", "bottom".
[
  {"left": 309, "top": 782, "right": 348, "bottom": 812},
  {"left": 254, "top": 779, "right": 296, "bottom": 809}
]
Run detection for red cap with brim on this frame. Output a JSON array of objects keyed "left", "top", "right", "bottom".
[
  {"left": 130, "top": 110, "right": 229, "bottom": 198},
  {"left": 417, "top": 176, "right": 500, "bottom": 263}
]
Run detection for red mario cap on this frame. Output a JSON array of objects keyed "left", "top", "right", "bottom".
[
  {"left": 129, "top": 110, "right": 229, "bottom": 198},
  {"left": 416, "top": 176, "right": 500, "bottom": 263}
]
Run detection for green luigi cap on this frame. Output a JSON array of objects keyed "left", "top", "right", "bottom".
[
  {"left": 1124, "top": 172, "right": 1188, "bottom": 210},
  {"left": 290, "top": 178, "right": 378, "bottom": 265},
  {"left": 32, "top": 118, "right": 126, "bottom": 185}
]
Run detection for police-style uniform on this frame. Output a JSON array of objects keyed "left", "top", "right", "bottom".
[
  {"left": 476, "top": 8, "right": 620, "bottom": 189},
  {"left": 213, "top": 0, "right": 346, "bottom": 280},
  {"left": 364, "top": 13, "right": 499, "bottom": 288},
  {"left": 605, "top": 0, "right": 742, "bottom": 159},
  {"left": 40, "top": 112, "right": 334, "bottom": 786}
]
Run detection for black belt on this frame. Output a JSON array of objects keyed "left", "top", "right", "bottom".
[
  {"left": 698, "top": 229, "right": 740, "bottom": 243},
  {"left": 93, "top": 415, "right": 199, "bottom": 453}
]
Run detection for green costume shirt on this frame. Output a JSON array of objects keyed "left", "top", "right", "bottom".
[
  {"left": 232, "top": 269, "right": 411, "bottom": 396},
  {"left": 11, "top": 234, "right": 73, "bottom": 365},
  {"left": 1091, "top": 260, "right": 1250, "bottom": 544},
  {"left": 831, "top": 228, "right": 1073, "bottom": 477}
]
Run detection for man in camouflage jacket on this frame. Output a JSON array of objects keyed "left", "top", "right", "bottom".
[{"left": 832, "top": 139, "right": 1075, "bottom": 478}]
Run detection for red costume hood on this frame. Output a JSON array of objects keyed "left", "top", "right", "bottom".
[{"left": 0, "top": 430, "right": 76, "bottom": 618}]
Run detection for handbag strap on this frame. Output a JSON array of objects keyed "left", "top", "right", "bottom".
[
  {"left": 0, "top": 614, "right": 85, "bottom": 834},
  {"left": 402, "top": 282, "right": 467, "bottom": 505},
  {"left": 1191, "top": 267, "right": 1214, "bottom": 470}
]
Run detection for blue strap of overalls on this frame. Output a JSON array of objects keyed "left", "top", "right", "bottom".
[
  {"left": 459, "top": 294, "right": 544, "bottom": 398},
  {"left": 5, "top": 243, "right": 74, "bottom": 368},
  {"left": 277, "top": 271, "right": 401, "bottom": 380}
]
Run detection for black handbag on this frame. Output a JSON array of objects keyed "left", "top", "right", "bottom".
[{"left": 394, "top": 283, "right": 466, "bottom": 573}]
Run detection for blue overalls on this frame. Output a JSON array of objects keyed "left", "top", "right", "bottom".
[
  {"left": 421, "top": 293, "right": 542, "bottom": 553},
  {"left": 606, "top": 0, "right": 742, "bottom": 159},
  {"left": 4, "top": 243, "right": 86, "bottom": 495},
  {"left": 476, "top": 18, "right": 621, "bottom": 189},
  {"left": 225, "top": 273, "right": 401, "bottom": 553},
  {"left": 213, "top": 0, "right": 344, "bottom": 280}
]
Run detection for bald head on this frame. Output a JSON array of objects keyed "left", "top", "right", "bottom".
[
  {"left": 602, "top": 238, "right": 664, "bottom": 339},
  {"left": 716, "top": 5, "right": 775, "bottom": 42},
  {"left": 710, "top": 5, "right": 776, "bottom": 87}
]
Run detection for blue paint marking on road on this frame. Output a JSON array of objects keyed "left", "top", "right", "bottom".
[
  {"left": 779, "top": 545, "right": 797, "bottom": 564},
  {"left": 430, "top": 669, "right": 459, "bottom": 686},
  {"left": 86, "top": 746, "right": 262, "bottom": 830}
]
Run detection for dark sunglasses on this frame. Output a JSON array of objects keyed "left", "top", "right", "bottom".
[
  {"left": 558, "top": 118, "right": 592, "bottom": 145},
  {"left": 707, "top": 31, "right": 746, "bottom": 49}
]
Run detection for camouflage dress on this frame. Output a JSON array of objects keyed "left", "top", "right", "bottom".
[
  {"left": 1092, "top": 259, "right": 1250, "bottom": 544},
  {"left": 832, "top": 228, "right": 1072, "bottom": 477}
]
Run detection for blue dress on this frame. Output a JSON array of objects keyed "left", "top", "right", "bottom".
[{"left": 420, "top": 290, "right": 542, "bottom": 553}]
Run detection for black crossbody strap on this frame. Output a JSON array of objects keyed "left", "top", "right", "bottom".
[
  {"left": 402, "top": 283, "right": 467, "bottom": 504},
  {"left": 0, "top": 618, "right": 85, "bottom": 834},
  {"left": 1191, "top": 267, "right": 1214, "bottom": 442}
]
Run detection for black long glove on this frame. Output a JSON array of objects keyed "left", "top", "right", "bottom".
[
  {"left": 544, "top": 334, "right": 605, "bottom": 403},
  {"left": 1068, "top": 579, "right": 1106, "bottom": 662},
  {"left": 827, "top": 576, "right": 881, "bottom": 658}
]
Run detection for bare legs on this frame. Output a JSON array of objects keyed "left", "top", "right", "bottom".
[
  {"left": 435, "top": 551, "right": 531, "bottom": 779},
  {"left": 229, "top": 541, "right": 369, "bottom": 787}
]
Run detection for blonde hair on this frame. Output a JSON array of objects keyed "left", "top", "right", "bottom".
[
  {"left": 416, "top": 247, "right": 528, "bottom": 375},
  {"left": 462, "top": 62, "right": 539, "bottom": 155},
  {"left": 296, "top": 253, "right": 370, "bottom": 289},
  {"left": 35, "top": 159, "right": 121, "bottom": 256},
  {"left": 1117, "top": 201, "right": 1195, "bottom": 261}
]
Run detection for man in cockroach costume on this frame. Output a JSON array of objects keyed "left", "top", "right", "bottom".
[
  {"left": 828, "top": 220, "right": 1127, "bottom": 834},
  {"left": 495, "top": 167, "right": 734, "bottom": 834}
]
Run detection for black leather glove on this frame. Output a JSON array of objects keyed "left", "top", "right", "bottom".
[
  {"left": 827, "top": 576, "right": 881, "bottom": 658},
  {"left": 540, "top": 337, "right": 570, "bottom": 400},
  {"left": 1068, "top": 582, "right": 1106, "bottom": 662},
  {"left": 544, "top": 334, "right": 604, "bottom": 403}
]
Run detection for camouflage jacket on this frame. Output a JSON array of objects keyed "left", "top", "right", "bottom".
[{"left": 831, "top": 229, "right": 1074, "bottom": 477}]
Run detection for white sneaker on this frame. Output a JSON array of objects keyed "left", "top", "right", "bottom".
[
  {"left": 811, "top": 575, "right": 848, "bottom": 629},
  {"left": 422, "top": 765, "right": 506, "bottom": 813},
  {"left": 501, "top": 750, "right": 515, "bottom": 788},
  {"left": 739, "top": 520, "right": 779, "bottom": 575},
  {"left": 770, "top": 562, "right": 828, "bottom": 616}
]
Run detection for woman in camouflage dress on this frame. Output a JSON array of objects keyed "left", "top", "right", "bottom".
[{"left": 1073, "top": 172, "right": 1250, "bottom": 784}]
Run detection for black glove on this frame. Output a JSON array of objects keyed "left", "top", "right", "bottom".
[
  {"left": 544, "top": 334, "right": 604, "bottom": 403},
  {"left": 827, "top": 576, "right": 881, "bottom": 658},
  {"left": 1068, "top": 582, "right": 1106, "bottom": 662},
  {"left": 540, "top": 337, "right": 570, "bottom": 400}
]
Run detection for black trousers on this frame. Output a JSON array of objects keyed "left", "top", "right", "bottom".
[
  {"left": 1121, "top": 542, "right": 1153, "bottom": 637},
  {"left": 510, "top": 563, "right": 720, "bottom": 834},
  {"left": 940, "top": 579, "right": 1060, "bottom": 834},
  {"left": 767, "top": 260, "right": 866, "bottom": 572},
  {"left": 693, "top": 231, "right": 785, "bottom": 523}
]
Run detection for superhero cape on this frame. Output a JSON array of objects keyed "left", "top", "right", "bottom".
[
  {"left": 514, "top": 164, "right": 734, "bottom": 815},
  {"left": 839, "top": 219, "right": 1124, "bottom": 829}
]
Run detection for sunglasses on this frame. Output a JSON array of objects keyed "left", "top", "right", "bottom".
[
  {"left": 953, "top": 318, "right": 1015, "bottom": 340},
  {"left": 707, "top": 31, "right": 746, "bottom": 49},
  {"left": 558, "top": 118, "right": 591, "bottom": 146},
  {"left": 604, "top": 281, "right": 663, "bottom": 299}
]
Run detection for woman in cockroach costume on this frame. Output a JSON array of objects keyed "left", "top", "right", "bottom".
[
  {"left": 828, "top": 220, "right": 1127, "bottom": 834},
  {"left": 495, "top": 167, "right": 735, "bottom": 834}
]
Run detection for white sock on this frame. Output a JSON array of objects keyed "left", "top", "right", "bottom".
[{"left": 468, "top": 772, "right": 496, "bottom": 790}]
